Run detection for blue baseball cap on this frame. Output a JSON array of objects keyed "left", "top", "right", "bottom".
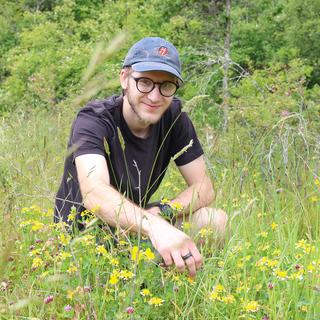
[{"left": 123, "top": 37, "right": 183, "bottom": 82}]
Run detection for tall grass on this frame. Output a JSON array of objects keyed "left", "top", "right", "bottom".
[{"left": 0, "top": 100, "right": 319, "bottom": 319}]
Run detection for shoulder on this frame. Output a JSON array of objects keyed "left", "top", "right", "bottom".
[{"left": 79, "top": 95, "right": 123, "bottom": 118}]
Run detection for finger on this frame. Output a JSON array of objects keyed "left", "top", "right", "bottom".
[
  {"left": 171, "top": 251, "right": 186, "bottom": 273},
  {"left": 183, "top": 254, "right": 196, "bottom": 278},
  {"left": 161, "top": 252, "right": 173, "bottom": 267},
  {"left": 188, "top": 242, "right": 202, "bottom": 270}
]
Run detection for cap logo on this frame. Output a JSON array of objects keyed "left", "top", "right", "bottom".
[{"left": 158, "top": 46, "right": 169, "bottom": 56}]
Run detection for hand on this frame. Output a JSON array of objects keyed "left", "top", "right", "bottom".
[
  {"left": 146, "top": 215, "right": 202, "bottom": 278},
  {"left": 146, "top": 206, "right": 161, "bottom": 217}
]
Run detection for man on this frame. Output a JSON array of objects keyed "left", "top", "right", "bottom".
[{"left": 55, "top": 37, "right": 227, "bottom": 278}]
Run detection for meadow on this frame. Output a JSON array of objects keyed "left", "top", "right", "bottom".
[
  {"left": 0, "top": 96, "right": 319, "bottom": 319},
  {"left": 0, "top": 1, "right": 319, "bottom": 318}
]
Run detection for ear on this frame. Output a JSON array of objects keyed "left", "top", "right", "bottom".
[{"left": 120, "top": 68, "right": 130, "bottom": 90}]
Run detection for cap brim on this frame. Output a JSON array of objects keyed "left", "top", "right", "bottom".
[{"left": 131, "top": 62, "right": 183, "bottom": 82}]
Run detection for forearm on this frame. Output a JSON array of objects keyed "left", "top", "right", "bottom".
[
  {"left": 81, "top": 181, "right": 155, "bottom": 236},
  {"left": 171, "top": 176, "right": 214, "bottom": 216}
]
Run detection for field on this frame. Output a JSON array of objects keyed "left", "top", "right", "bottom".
[{"left": 0, "top": 103, "right": 319, "bottom": 319}]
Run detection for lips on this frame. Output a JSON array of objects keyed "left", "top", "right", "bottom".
[{"left": 143, "top": 103, "right": 161, "bottom": 109}]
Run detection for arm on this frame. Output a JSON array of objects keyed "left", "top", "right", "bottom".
[
  {"left": 75, "top": 153, "right": 202, "bottom": 277},
  {"left": 172, "top": 155, "right": 214, "bottom": 215}
]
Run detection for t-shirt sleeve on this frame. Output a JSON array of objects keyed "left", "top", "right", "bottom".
[
  {"left": 170, "top": 111, "right": 204, "bottom": 166},
  {"left": 70, "top": 109, "right": 112, "bottom": 162}
]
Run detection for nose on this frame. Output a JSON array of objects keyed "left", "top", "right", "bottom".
[{"left": 147, "top": 84, "right": 162, "bottom": 101}]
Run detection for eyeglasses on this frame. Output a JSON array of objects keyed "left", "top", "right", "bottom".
[{"left": 130, "top": 76, "right": 179, "bottom": 97}]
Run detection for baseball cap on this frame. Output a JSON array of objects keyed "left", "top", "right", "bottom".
[{"left": 123, "top": 37, "right": 183, "bottom": 82}]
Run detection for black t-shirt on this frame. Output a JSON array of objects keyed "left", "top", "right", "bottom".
[{"left": 54, "top": 95, "right": 203, "bottom": 226}]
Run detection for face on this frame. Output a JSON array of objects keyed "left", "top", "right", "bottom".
[{"left": 120, "top": 69, "right": 177, "bottom": 129}]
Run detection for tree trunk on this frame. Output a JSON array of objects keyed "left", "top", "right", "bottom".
[{"left": 222, "top": 0, "right": 231, "bottom": 132}]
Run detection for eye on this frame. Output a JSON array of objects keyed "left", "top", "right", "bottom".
[
  {"left": 161, "top": 81, "right": 176, "bottom": 91},
  {"left": 138, "top": 78, "right": 153, "bottom": 87}
]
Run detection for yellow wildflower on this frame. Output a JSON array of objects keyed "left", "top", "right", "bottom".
[
  {"left": 274, "top": 269, "right": 288, "bottom": 280},
  {"left": 119, "top": 270, "right": 134, "bottom": 280},
  {"left": 59, "top": 251, "right": 72, "bottom": 260},
  {"left": 67, "top": 289, "right": 75, "bottom": 300},
  {"left": 310, "top": 196, "right": 318, "bottom": 202},
  {"left": 208, "top": 291, "right": 219, "bottom": 301},
  {"left": 244, "top": 301, "right": 259, "bottom": 313},
  {"left": 32, "top": 257, "right": 44, "bottom": 269},
  {"left": 131, "top": 246, "right": 143, "bottom": 262},
  {"left": 221, "top": 294, "right": 235, "bottom": 304},
  {"left": 148, "top": 297, "right": 164, "bottom": 306},
  {"left": 300, "top": 305, "right": 308, "bottom": 312},
  {"left": 67, "top": 263, "right": 78, "bottom": 275},
  {"left": 258, "top": 231, "right": 268, "bottom": 238},
  {"left": 109, "top": 258, "right": 119, "bottom": 266},
  {"left": 31, "top": 221, "right": 44, "bottom": 231},
  {"left": 96, "top": 245, "right": 108, "bottom": 256},
  {"left": 171, "top": 201, "right": 183, "bottom": 211},
  {"left": 59, "top": 233, "right": 71, "bottom": 246},
  {"left": 144, "top": 248, "right": 155, "bottom": 260},
  {"left": 140, "top": 289, "right": 151, "bottom": 297},
  {"left": 271, "top": 222, "right": 278, "bottom": 230},
  {"left": 109, "top": 274, "right": 119, "bottom": 285}
]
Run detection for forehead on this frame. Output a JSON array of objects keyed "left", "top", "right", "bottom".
[{"left": 131, "top": 70, "right": 177, "bottom": 82}]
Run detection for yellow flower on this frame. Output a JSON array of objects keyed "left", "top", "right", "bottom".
[
  {"left": 208, "top": 291, "right": 219, "bottom": 301},
  {"left": 314, "top": 178, "right": 320, "bottom": 187},
  {"left": 31, "top": 221, "right": 44, "bottom": 231},
  {"left": 274, "top": 269, "right": 288, "bottom": 280},
  {"left": 214, "top": 284, "right": 225, "bottom": 292},
  {"left": 59, "top": 251, "right": 72, "bottom": 260},
  {"left": 258, "top": 231, "right": 268, "bottom": 238},
  {"left": 144, "top": 248, "right": 155, "bottom": 260},
  {"left": 221, "top": 294, "right": 235, "bottom": 304},
  {"left": 109, "top": 258, "right": 119, "bottom": 266},
  {"left": 32, "top": 257, "right": 44, "bottom": 269},
  {"left": 96, "top": 245, "right": 108, "bottom": 256},
  {"left": 267, "top": 259, "right": 278, "bottom": 268},
  {"left": 218, "top": 261, "right": 225, "bottom": 268},
  {"left": 171, "top": 201, "right": 183, "bottom": 211},
  {"left": 148, "top": 297, "right": 164, "bottom": 306},
  {"left": 131, "top": 246, "right": 143, "bottom": 262},
  {"left": 199, "top": 227, "right": 213, "bottom": 238},
  {"left": 67, "top": 263, "right": 78, "bottom": 274},
  {"left": 307, "top": 264, "right": 315, "bottom": 273},
  {"left": 109, "top": 274, "right": 119, "bottom": 285},
  {"left": 67, "top": 290, "right": 75, "bottom": 300},
  {"left": 182, "top": 222, "right": 192, "bottom": 230},
  {"left": 271, "top": 222, "right": 278, "bottom": 230},
  {"left": 310, "top": 196, "right": 318, "bottom": 202},
  {"left": 160, "top": 198, "right": 170, "bottom": 205},
  {"left": 300, "top": 305, "right": 308, "bottom": 312},
  {"left": 59, "top": 233, "right": 71, "bottom": 246},
  {"left": 140, "top": 289, "right": 151, "bottom": 296},
  {"left": 29, "top": 249, "right": 41, "bottom": 257},
  {"left": 272, "top": 249, "right": 281, "bottom": 256},
  {"left": 187, "top": 277, "right": 195, "bottom": 284},
  {"left": 244, "top": 301, "right": 259, "bottom": 313},
  {"left": 119, "top": 269, "right": 134, "bottom": 280}
]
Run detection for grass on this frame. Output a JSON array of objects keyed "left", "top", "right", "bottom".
[{"left": 0, "top": 104, "right": 319, "bottom": 319}]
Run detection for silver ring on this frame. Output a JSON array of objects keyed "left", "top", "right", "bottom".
[{"left": 181, "top": 252, "right": 193, "bottom": 261}]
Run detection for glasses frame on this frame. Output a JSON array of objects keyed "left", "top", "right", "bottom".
[{"left": 130, "top": 76, "right": 179, "bottom": 97}]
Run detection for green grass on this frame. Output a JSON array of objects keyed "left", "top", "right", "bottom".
[{"left": 0, "top": 107, "right": 319, "bottom": 319}]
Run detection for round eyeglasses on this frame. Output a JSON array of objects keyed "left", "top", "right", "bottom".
[{"left": 130, "top": 76, "right": 179, "bottom": 97}]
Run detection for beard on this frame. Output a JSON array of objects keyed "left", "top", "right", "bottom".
[{"left": 124, "top": 87, "right": 154, "bottom": 127}]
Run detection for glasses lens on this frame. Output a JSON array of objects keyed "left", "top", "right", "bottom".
[
  {"left": 160, "top": 81, "right": 177, "bottom": 97},
  {"left": 137, "top": 78, "right": 153, "bottom": 93}
]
